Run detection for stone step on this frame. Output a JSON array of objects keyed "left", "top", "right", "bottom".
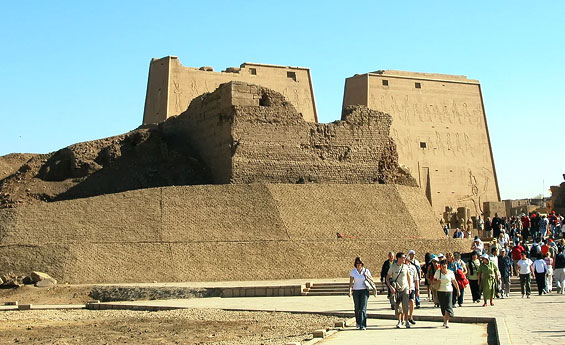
[{"left": 304, "top": 279, "right": 545, "bottom": 296}]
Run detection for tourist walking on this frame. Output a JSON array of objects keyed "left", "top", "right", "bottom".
[
  {"left": 517, "top": 252, "right": 534, "bottom": 298},
  {"left": 498, "top": 248, "right": 513, "bottom": 298},
  {"left": 422, "top": 252, "right": 432, "bottom": 301},
  {"left": 471, "top": 236, "right": 484, "bottom": 254},
  {"left": 554, "top": 247, "right": 565, "bottom": 294},
  {"left": 467, "top": 251, "right": 482, "bottom": 302},
  {"left": 478, "top": 254, "right": 499, "bottom": 306},
  {"left": 539, "top": 215, "right": 549, "bottom": 240},
  {"left": 485, "top": 217, "right": 492, "bottom": 238},
  {"left": 348, "top": 256, "right": 374, "bottom": 330},
  {"left": 511, "top": 242, "right": 526, "bottom": 276},
  {"left": 386, "top": 252, "right": 412, "bottom": 329},
  {"left": 407, "top": 250, "right": 421, "bottom": 309},
  {"left": 380, "top": 251, "right": 396, "bottom": 310},
  {"left": 405, "top": 255, "right": 419, "bottom": 325},
  {"left": 427, "top": 255, "right": 440, "bottom": 306},
  {"left": 533, "top": 254, "right": 548, "bottom": 295},
  {"left": 521, "top": 213, "right": 531, "bottom": 242},
  {"left": 544, "top": 252, "right": 554, "bottom": 293},
  {"left": 434, "top": 259, "right": 460, "bottom": 328}
]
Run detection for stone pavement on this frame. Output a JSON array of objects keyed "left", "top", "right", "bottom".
[
  {"left": 102, "top": 280, "right": 565, "bottom": 345},
  {"left": 3, "top": 279, "right": 564, "bottom": 344},
  {"left": 320, "top": 319, "right": 487, "bottom": 345}
]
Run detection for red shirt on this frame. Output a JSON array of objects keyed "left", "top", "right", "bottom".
[
  {"left": 541, "top": 245, "right": 549, "bottom": 255},
  {"left": 511, "top": 245, "right": 525, "bottom": 260},
  {"left": 521, "top": 216, "right": 530, "bottom": 228}
]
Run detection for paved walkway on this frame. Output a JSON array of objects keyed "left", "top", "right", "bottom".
[
  {"left": 4, "top": 279, "right": 564, "bottom": 344},
  {"left": 320, "top": 319, "right": 487, "bottom": 345},
  {"left": 108, "top": 281, "right": 564, "bottom": 345}
]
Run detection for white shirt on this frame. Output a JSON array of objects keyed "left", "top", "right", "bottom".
[
  {"left": 407, "top": 264, "right": 418, "bottom": 290},
  {"left": 350, "top": 268, "right": 372, "bottom": 290},
  {"left": 532, "top": 259, "right": 548, "bottom": 274},
  {"left": 434, "top": 270, "right": 455, "bottom": 292},
  {"left": 490, "top": 255, "right": 499, "bottom": 269},
  {"left": 518, "top": 258, "right": 533, "bottom": 274}
]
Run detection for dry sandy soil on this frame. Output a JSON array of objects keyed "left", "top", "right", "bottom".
[
  {"left": 0, "top": 286, "right": 338, "bottom": 345},
  {"left": 0, "top": 309, "right": 338, "bottom": 345}
]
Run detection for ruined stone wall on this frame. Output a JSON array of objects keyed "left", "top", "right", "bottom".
[
  {"left": 343, "top": 71, "right": 500, "bottom": 218},
  {"left": 143, "top": 56, "right": 317, "bottom": 125},
  {"left": 0, "top": 184, "right": 469, "bottom": 283},
  {"left": 483, "top": 201, "right": 507, "bottom": 218},
  {"left": 161, "top": 84, "right": 235, "bottom": 183},
  {"left": 162, "top": 81, "right": 415, "bottom": 186}
]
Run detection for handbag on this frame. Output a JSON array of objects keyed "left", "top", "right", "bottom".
[
  {"left": 363, "top": 268, "right": 377, "bottom": 295},
  {"left": 430, "top": 268, "right": 440, "bottom": 290}
]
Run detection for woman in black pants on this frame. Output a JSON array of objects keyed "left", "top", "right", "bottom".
[
  {"left": 467, "top": 251, "right": 482, "bottom": 302},
  {"left": 532, "top": 254, "right": 548, "bottom": 295},
  {"left": 348, "top": 257, "right": 375, "bottom": 330}
]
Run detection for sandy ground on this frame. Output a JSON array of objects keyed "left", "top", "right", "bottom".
[
  {"left": 0, "top": 286, "right": 338, "bottom": 345},
  {"left": 0, "top": 285, "right": 93, "bottom": 305},
  {"left": 0, "top": 309, "right": 337, "bottom": 345}
]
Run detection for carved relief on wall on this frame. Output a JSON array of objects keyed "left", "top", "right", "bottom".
[
  {"left": 464, "top": 133, "right": 474, "bottom": 157},
  {"left": 392, "top": 128, "right": 403, "bottom": 154},
  {"left": 173, "top": 80, "right": 183, "bottom": 113},
  {"left": 435, "top": 131, "right": 445, "bottom": 155},
  {"left": 455, "top": 133, "right": 463, "bottom": 153},
  {"left": 446, "top": 133, "right": 453, "bottom": 154},
  {"left": 456, "top": 168, "right": 493, "bottom": 215}
]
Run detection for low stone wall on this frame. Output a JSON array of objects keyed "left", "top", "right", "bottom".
[{"left": 221, "top": 285, "right": 303, "bottom": 298}]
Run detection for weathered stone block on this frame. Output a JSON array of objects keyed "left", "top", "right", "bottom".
[
  {"left": 35, "top": 277, "right": 57, "bottom": 288},
  {"left": 312, "top": 329, "right": 326, "bottom": 338},
  {"left": 31, "top": 271, "right": 53, "bottom": 283}
]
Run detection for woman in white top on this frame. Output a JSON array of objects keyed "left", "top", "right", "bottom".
[
  {"left": 517, "top": 251, "right": 534, "bottom": 298},
  {"left": 348, "top": 256, "right": 374, "bottom": 330},
  {"left": 434, "top": 260, "right": 460, "bottom": 328}
]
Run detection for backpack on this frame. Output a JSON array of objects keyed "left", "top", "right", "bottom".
[{"left": 455, "top": 268, "right": 469, "bottom": 289}]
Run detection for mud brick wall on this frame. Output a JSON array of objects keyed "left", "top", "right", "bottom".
[
  {"left": 161, "top": 84, "right": 235, "bottom": 183},
  {"left": 163, "top": 81, "right": 414, "bottom": 185},
  {"left": 0, "top": 184, "right": 469, "bottom": 283}
]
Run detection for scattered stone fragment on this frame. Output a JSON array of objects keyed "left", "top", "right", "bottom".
[
  {"left": 35, "top": 277, "right": 57, "bottom": 288},
  {"left": 30, "top": 271, "right": 53, "bottom": 283}
]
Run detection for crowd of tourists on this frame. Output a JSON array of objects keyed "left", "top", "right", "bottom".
[{"left": 348, "top": 211, "right": 565, "bottom": 330}]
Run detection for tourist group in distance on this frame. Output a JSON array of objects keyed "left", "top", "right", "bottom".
[{"left": 348, "top": 211, "right": 565, "bottom": 329}]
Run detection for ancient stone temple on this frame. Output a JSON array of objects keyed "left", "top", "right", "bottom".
[
  {"left": 0, "top": 81, "right": 470, "bottom": 283},
  {"left": 342, "top": 70, "right": 500, "bottom": 219},
  {"left": 142, "top": 58, "right": 501, "bottom": 222},
  {"left": 142, "top": 56, "right": 318, "bottom": 124}
]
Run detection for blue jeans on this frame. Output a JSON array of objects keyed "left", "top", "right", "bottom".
[{"left": 353, "top": 289, "right": 369, "bottom": 328}]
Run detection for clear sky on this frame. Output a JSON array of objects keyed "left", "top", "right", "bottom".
[{"left": 1, "top": 1, "right": 563, "bottom": 200}]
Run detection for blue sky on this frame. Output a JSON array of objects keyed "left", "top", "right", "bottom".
[{"left": 1, "top": 1, "right": 563, "bottom": 200}]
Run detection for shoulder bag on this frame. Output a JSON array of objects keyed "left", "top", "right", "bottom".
[{"left": 363, "top": 268, "right": 377, "bottom": 295}]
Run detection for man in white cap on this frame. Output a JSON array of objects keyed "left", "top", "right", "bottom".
[
  {"left": 408, "top": 250, "right": 421, "bottom": 309},
  {"left": 387, "top": 252, "right": 412, "bottom": 328}
]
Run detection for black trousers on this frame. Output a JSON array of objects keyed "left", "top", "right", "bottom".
[
  {"left": 469, "top": 279, "right": 481, "bottom": 301},
  {"left": 535, "top": 272, "right": 546, "bottom": 295}
]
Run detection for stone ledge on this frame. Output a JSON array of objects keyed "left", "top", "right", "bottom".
[{"left": 221, "top": 285, "right": 304, "bottom": 298}]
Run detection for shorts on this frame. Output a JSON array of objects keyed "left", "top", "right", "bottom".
[{"left": 394, "top": 290, "right": 410, "bottom": 315}]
